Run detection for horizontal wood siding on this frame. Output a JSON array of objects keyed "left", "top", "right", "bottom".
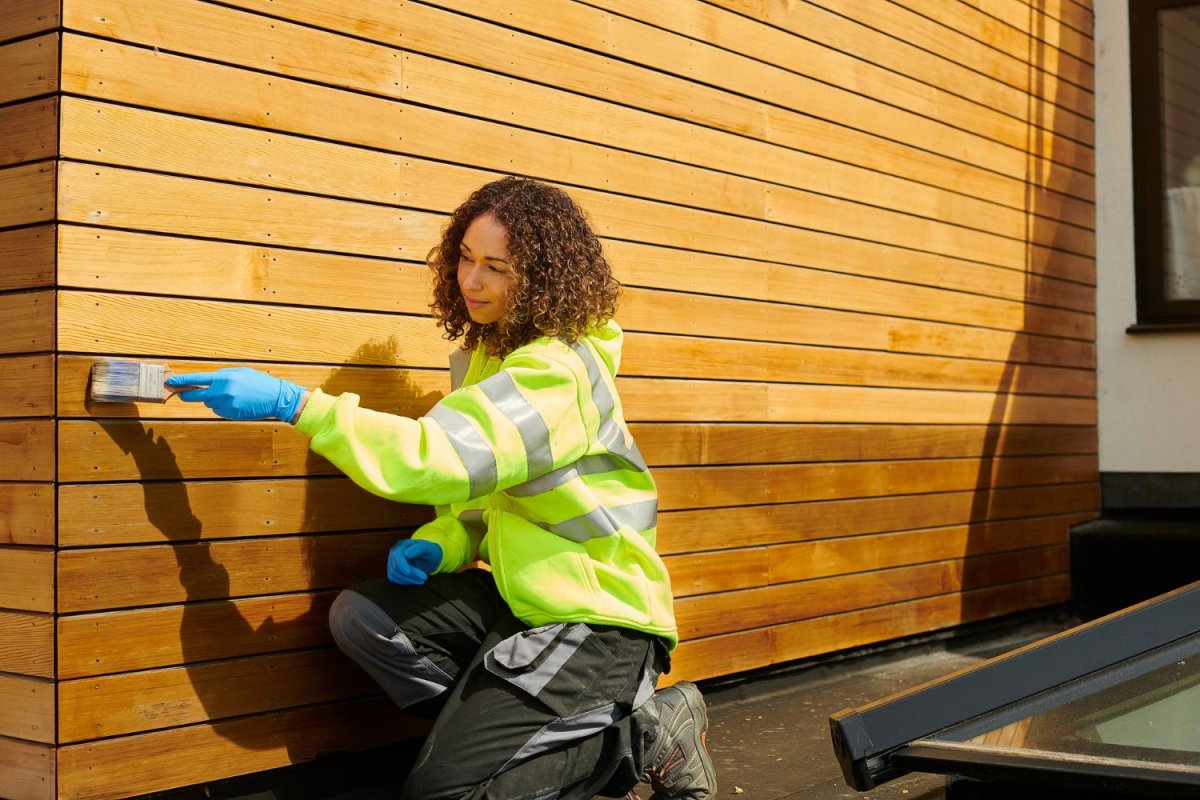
[
  {"left": 0, "top": 10, "right": 58, "bottom": 798},
  {"left": 46, "top": 0, "right": 1096, "bottom": 797}
]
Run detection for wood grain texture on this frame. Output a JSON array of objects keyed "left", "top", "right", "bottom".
[
  {"left": 622, "top": 334, "right": 1095, "bottom": 395},
  {"left": 603, "top": 239, "right": 1095, "bottom": 315},
  {"left": 57, "top": 419, "right": 338, "bottom": 482},
  {"left": 58, "top": 648, "right": 376, "bottom": 742},
  {"left": 398, "top": 48, "right": 1096, "bottom": 235},
  {"left": 0, "top": 421, "right": 53, "bottom": 480},
  {"left": 0, "top": 355, "right": 54, "bottom": 417},
  {"left": 56, "top": 291, "right": 447, "bottom": 368},
  {"left": 54, "top": 31, "right": 1098, "bottom": 285},
  {"left": 59, "top": 477, "right": 428, "bottom": 546},
  {"left": 1, "top": 0, "right": 60, "bottom": 42},
  {"left": 0, "top": 34, "right": 57, "bottom": 105},
  {"left": 55, "top": 221, "right": 431, "bottom": 312},
  {"left": 673, "top": 545, "right": 1067, "bottom": 640},
  {"left": 0, "top": 484, "right": 54, "bottom": 547},
  {"left": 0, "top": 162, "right": 54, "bottom": 230},
  {"left": 618, "top": 285, "right": 1095, "bottom": 365},
  {"left": 57, "top": 532, "right": 393, "bottom": 612},
  {"left": 39, "top": 3, "right": 1099, "bottom": 798},
  {"left": 665, "top": 512, "right": 1080, "bottom": 597},
  {"left": 0, "top": 611, "right": 53, "bottom": 678},
  {"left": 0, "top": 290, "right": 54, "bottom": 355},
  {"left": 63, "top": 0, "right": 404, "bottom": 98},
  {"left": 667, "top": 574, "right": 1069, "bottom": 683},
  {"left": 59, "top": 32, "right": 404, "bottom": 152},
  {"left": 618, "top": 379, "right": 1096, "bottom": 425},
  {"left": 813, "top": 0, "right": 1092, "bottom": 91},
  {"left": 0, "top": 98, "right": 57, "bottom": 169},
  {"left": 58, "top": 592, "right": 339, "bottom": 678},
  {"left": 699, "top": 0, "right": 1092, "bottom": 118},
  {"left": 55, "top": 700, "right": 425, "bottom": 800},
  {"left": 415, "top": 0, "right": 1094, "bottom": 177},
  {"left": 656, "top": 483, "right": 1099, "bottom": 555},
  {"left": 0, "top": 734, "right": 53, "bottom": 800},
  {"left": 57, "top": 93, "right": 1097, "bottom": 287},
  {"left": 0, "top": 547, "right": 53, "bottom": 612},
  {"left": 0, "top": 674, "right": 53, "bottom": 743},
  {"left": 58, "top": 354, "right": 447, "bottom": 420},
  {"left": 633, "top": 423, "right": 1097, "bottom": 466},
  {"left": 654, "top": 455, "right": 1097, "bottom": 511},
  {"left": 0, "top": 226, "right": 55, "bottom": 294},
  {"left": 57, "top": 162, "right": 412, "bottom": 258}
]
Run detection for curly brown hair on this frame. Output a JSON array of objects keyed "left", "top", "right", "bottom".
[{"left": 428, "top": 176, "right": 620, "bottom": 357}]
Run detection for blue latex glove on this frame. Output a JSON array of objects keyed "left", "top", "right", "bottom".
[
  {"left": 166, "top": 367, "right": 307, "bottom": 422},
  {"left": 387, "top": 539, "right": 443, "bottom": 585}
]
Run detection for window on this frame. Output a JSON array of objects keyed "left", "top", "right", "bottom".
[
  {"left": 830, "top": 582, "right": 1200, "bottom": 796},
  {"left": 1130, "top": 0, "right": 1200, "bottom": 328}
]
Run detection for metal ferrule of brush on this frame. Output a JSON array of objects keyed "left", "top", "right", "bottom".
[{"left": 90, "top": 361, "right": 170, "bottom": 403}]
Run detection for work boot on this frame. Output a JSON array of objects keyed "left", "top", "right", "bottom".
[{"left": 640, "top": 681, "right": 716, "bottom": 799}]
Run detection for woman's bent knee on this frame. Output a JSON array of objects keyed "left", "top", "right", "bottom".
[
  {"left": 328, "top": 588, "right": 382, "bottom": 657},
  {"left": 327, "top": 587, "right": 456, "bottom": 709}
]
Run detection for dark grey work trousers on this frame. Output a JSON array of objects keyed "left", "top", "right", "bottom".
[{"left": 328, "top": 569, "right": 669, "bottom": 800}]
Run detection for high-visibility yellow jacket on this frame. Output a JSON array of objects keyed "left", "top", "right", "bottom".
[{"left": 296, "top": 320, "right": 678, "bottom": 648}]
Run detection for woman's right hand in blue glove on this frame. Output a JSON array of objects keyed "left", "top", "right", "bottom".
[
  {"left": 387, "top": 539, "right": 443, "bottom": 585},
  {"left": 166, "top": 367, "right": 307, "bottom": 422}
]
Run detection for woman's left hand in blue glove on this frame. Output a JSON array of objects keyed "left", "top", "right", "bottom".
[
  {"left": 387, "top": 539, "right": 443, "bottom": 585},
  {"left": 166, "top": 367, "right": 308, "bottom": 422}
]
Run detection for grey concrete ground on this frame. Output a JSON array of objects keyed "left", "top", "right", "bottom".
[{"left": 690, "top": 609, "right": 1077, "bottom": 800}]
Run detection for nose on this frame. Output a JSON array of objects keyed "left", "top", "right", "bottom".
[{"left": 460, "top": 261, "right": 483, "bottom": 290}]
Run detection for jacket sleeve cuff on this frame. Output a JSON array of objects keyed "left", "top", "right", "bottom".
[
  {"left": 411, "top": 516, "right": 473, "bottom": 574},
  {"left": 294, "top": 388, "right": 338, "bottom": 436}
]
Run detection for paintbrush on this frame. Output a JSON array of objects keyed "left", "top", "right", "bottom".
[{"left": 89, "top": 360, "right": 184, "bottom": 403}]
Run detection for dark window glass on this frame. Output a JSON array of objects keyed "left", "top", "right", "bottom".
[{"left": 1130, "top": 0, "right": 1200, "bottom": 328}]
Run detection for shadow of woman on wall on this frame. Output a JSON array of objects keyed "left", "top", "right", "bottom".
[
  {"left": 95, "top": 338, "right": 445, "bottom": 796},
  {"left": 957, "top": 3, "right": 1098, "bottom": 631}
]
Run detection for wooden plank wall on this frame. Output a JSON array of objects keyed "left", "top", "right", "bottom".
[
  {"left": 43, "top": 0, "right": 1098, "bottom": 797},
  {"left": 1, "top": 2, "right": 60, "bottom": 800}
]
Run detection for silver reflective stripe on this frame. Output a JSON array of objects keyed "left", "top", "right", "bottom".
[
  {"left": 572, "top": 342, "right": 648, "bottom": 471},
  {"left": 479, "top": 371, "right": 555, "bottom": 480},
  {"left": 506, "top": 453, "right": 634, "bottom": 498},
  {"left": 632, "top": 661, "right": 656, "bottom": 710},
  {"left": 548, "top": 498, "right": 658, "bottom": 542},
  {"left": 486, "top": 623, "right": 591, "bottom": 697},
  {"left": 427, "top": 404, "right": 498, "bottom": 499},
  {"left": 497, "top": 701, "right": 622, "bottom": 777},
  {"left": 459, "top": 508, "right": 486, "bottom": 537}
]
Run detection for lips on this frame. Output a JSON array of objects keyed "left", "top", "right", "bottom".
[{"left": 464, "top": 297, "right": 488, "bottom": 309}]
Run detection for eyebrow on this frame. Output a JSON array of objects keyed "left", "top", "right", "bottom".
[{"left": 460, "top": 242, "right": 510, "bottom": 265}]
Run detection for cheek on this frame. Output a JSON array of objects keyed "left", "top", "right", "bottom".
[{"left": 494, "top": 275, "right": 513, "bottom": 306}]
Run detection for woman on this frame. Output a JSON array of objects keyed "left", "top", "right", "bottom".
[{"left": 168, "top": 176, "right": 716, "bottom": 799}]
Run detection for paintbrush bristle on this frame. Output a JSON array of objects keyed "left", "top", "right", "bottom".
[{"left": 90, "top": 361, "right": 170, "bottom": 403}]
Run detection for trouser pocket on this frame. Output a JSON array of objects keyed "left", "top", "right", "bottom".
[
  {"left": 484, "top": 622, "right": 657, "bottom": 778},
  {"left": 485, "top": 622, "right": 625, "bottom": 718}
]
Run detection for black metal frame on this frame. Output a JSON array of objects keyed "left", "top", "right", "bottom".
[
  {"left": 828, "top": 581, "right": 1200, "bottom": 791},
  {"left": 894, "top": 742, "right": 1200, "bottom": 799},
  {"left": 1129, "top": 0, "right": 1200, "bottom": 329}
]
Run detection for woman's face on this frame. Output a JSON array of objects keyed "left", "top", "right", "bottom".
[{"left": 457, "top": 212, "right": 513, "bottom": 325}]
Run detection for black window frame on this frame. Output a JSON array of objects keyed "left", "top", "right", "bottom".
[
  {"left": 1129, "top": 0, "right": 1200, "bottom": 330},
  {"left": 829, "top": 581, "right": 1200, "bottom": 793}
]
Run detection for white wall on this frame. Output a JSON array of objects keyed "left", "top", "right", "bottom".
[{"left": 1095, "top": 0, "right": 1200, "bottom": 472}]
